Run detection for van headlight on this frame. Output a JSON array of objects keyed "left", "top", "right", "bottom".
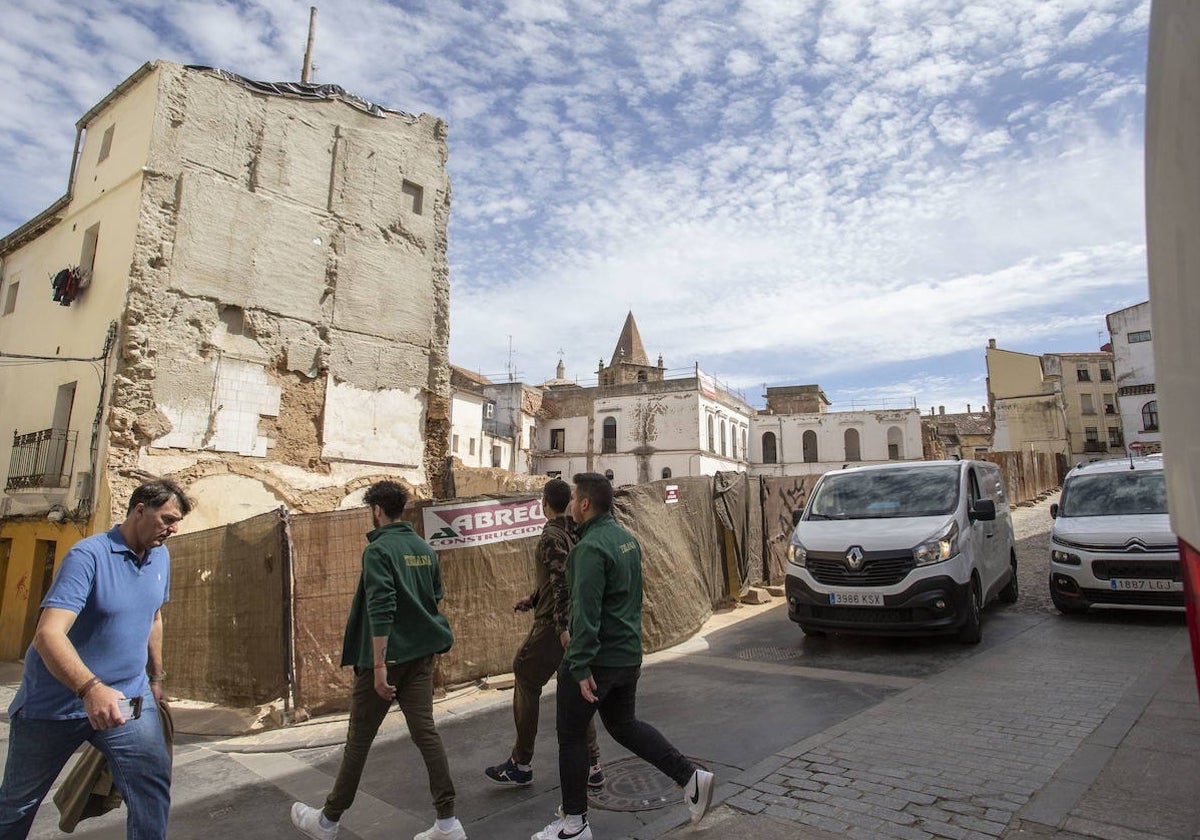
[
  {"left": 787, "top": 540, "right": 807, "bottom": 567},
  {"left": 913, "top": 520, "right": 959, "bottom": 566}
]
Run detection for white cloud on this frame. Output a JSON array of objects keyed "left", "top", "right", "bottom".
[{"left": 0, "top": 0, "right": 1151, "bottom": 410}]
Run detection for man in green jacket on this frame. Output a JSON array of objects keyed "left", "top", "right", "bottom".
[
  {"left": 532, "top": 473, "right": 714, "bottom": 840},
  {"left": 485, "top": 478, "right": 603, "bottom": 788},
  {"left": 291, "top": 481, "right": 466, "bottom": 840}
]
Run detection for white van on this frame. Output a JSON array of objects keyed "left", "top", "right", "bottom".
[
  {"left": 784, "top": 460, "right": 1018, "bottom": 644},
  {"left": 1049, "top": 455, "right": 1182, "bottom": 613}
]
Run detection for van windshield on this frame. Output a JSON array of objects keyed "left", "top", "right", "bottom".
[
  {"left": 805, "top": 465, "right": 961, "bottom": 520},
  {"left": 1059, "top": 471, "right": 1168, "bottom": 517}
]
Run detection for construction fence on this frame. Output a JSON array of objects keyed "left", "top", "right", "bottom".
[{"left": 161, "top": 457, "right": 1061, "bottom": 716}]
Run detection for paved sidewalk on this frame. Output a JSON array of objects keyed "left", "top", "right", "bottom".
[{"left": 650, "top": 615, "right": 1200, "bottom": 840}]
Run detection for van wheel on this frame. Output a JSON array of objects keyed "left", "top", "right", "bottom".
[
  {"left": 957, "top": 579, "right": 983, "bottom": 645},
  {"left": 799, "top": 624, "right": 827, "bottom": 637},
  {"left": 997, "top": 553, "right": 1019, "bottom": 604}
]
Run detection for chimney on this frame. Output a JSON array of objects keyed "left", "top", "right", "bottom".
[
  {"left": 966, "top": 403, "right": 971, "bottom": 413},
  {"left": 939, "top": 405, "right": 945, "bottom": 415},
  {"left": 988, "top": 338, "right": 996, "bottom": 349}
]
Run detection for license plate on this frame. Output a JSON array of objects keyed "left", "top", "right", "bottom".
[
  {"left": 1109, "top": 578, "right": 1181, "bottom": 591},
  {"left": 829, "top": 591, "right": 884, "bottom": 606}
]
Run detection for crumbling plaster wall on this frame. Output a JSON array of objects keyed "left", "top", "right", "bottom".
[{"left": 106, "top": 62, "right": 451, "bottom": 520}]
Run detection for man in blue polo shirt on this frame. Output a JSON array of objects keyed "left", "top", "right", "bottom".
[{"left": 0, "top": 478, "right": 190, "bottom": 840}]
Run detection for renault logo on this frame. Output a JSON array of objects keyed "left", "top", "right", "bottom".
[{"left": 846, "top": 546, "right": 865, "bottom": 571}]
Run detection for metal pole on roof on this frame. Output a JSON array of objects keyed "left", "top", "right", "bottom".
[{"left": 301, "top": 7, "right": 317, "bottom": 83}]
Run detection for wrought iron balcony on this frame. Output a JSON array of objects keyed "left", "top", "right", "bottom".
[
  {"left": 1083, "top": 440, "right": 1108, "bottom": 453},
  {"left": 6, "top": 428, "right": 77, "bottom": 491}
]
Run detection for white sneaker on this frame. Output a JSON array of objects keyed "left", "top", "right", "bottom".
[
  {"left": 290, "top": 802, "right": 338, "bottom": 840},
  {"left": 530, "top": 813, "right": 592, "bottom": 840},
  {"left": 414, "top": 821, "right": 467, "bottom": 840},
  {"left": 685, "top": 768, "right": 714, "bottom": 825}
]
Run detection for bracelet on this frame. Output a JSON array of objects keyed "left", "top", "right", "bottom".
[
  {"left": 76, "top": 676, "right": 102, "bottom": 699},
  {"left": 148, "top": 672, "right": 167, "bottom": 682}
]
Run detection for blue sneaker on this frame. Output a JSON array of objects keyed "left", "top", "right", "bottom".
[{"left": 486, "top": 757, "right": 533, "bottom": 786}]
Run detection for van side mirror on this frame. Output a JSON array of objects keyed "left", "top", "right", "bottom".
[
  {"left": 970, "top": 498, "right": 996, "bottom": 521},
  {"left": 791, "top": 509, "right": 804, "bottom": 527},
  {"left": 1050, "top": 503, "right": 1059, "bottom": 519}
]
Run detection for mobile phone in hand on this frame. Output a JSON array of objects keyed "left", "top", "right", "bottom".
[{"left": 116, "top": 696, "right": 143, "bottom": 720}]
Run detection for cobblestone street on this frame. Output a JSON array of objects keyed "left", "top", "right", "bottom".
[{"left": 1007, "top": 493, "right": 1059, "bottom": 616}]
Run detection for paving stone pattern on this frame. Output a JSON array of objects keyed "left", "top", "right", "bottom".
[{"left": 724, "top": 612, "right": 1156, "bottom": 839}]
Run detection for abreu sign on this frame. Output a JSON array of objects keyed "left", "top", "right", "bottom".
[{"left": 422, "top": 497, "right": 547, "bottom": 550}]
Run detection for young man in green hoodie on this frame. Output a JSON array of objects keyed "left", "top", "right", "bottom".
[
  {"left": 532, "top": 473, "right": 714, "bottom": 840},
  {"left": 291, "top": 481, "right": 466, "bottom": 840}
]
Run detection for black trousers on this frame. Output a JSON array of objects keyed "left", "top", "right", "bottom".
[{"left": 555, "top": 663, "right": 694, "bottom": 815}]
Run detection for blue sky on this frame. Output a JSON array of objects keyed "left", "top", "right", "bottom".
[{"left": 0, "top": 0, "right": 1152, "bottom": 411}]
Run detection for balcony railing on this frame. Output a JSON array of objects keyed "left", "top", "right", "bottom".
[
  {"left": 1083, "top": 441, "right": 1108, "bottom": 453},
  {"left": 6, "top": 428, "right": 77, "bottom": 491}
]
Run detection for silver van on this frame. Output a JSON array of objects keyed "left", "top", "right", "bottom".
[
  {"left": 1049, "top": 455, "right": 1182, "bottom": 613},
  {"left": 784, "top": 460, "right": 1018, "bottom": 644}
]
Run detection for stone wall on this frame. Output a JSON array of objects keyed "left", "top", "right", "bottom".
[{"left": 105, "top": 63, "right": 450, "bottom": 521}]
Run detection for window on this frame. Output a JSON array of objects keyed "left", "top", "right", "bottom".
[
  {"left": 550, "top": 428, "right": 565, "bottom": 452},
  {"left": 802, "top": 430, "right": 818, "bottom": 463},
  {"left": 1108, "top": 427, "right": 1123, "bottom": 448},
  {"left": 1076, "top": 366, "right": 1091, "bottom": 382},
  {"left": 844, "top": 428, "right": 861, "bottom": 462},
  {"left": 402, "top": 180, "right": 424, "bottom": 215},
  {"left": 1080, "top": 394, "right": 1095, "bottom": 415},
  {"left": 1129, "top": 330, "right": 1152, "bottom": 343},
  {"left": 491, "top": 445, "right": 502, "bottom": 468},
  {"left": 80, "top": 223, "right": 100, "bottom": 279},
  {"left": 1085, "top": 427, "right": 1100, "bottom": 442},
  {"left": 2, "top": 281, "right": 17, "bottom": 316},
  {"left": 706, "top": 416, "right": 715, "bottom": 452},
  {"left": 762, "top": 432, "right": 777, "bottom": 464},
  {"left": 1103, "top": 394, "right": 1116, "bottom": 414},
  {"left": 469, "top": 437, "right": 476, "bottom": 455},
  {"left": 546, "top": 471, "right": 562, "bottom": 479},
  {"left": 720, "top": 419, "right": 727, "bottom": 456},
  {"left": 661, "top": 467, "right": 672, "bottom": 479},
  {"left": 97, "top": 124, "right": 115, "bottom": 163},
  {"left": 1100, "top": 367, "right": 1113, "bottom": 381},
  {"left": 604, "top": 469, "right": 614, "bottom": 481},
  {"left": 452, "top": 434, "right": 459, "bottom": 453},
  {"left": 484, "top": 402, "right": 495, "bottom": 420},
  {"left": 637, "top": 371, "right": 647, "bottom": 382},
  {"left": 602, "top": 417, "right": 617, "bottom": 454},
  {"left": 1142, "top": 400, "right": 1159, "bottom": 432}
]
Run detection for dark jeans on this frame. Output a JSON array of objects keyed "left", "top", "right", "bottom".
[
  {"left": 556, "top": 664, "right": 694, "bottom": 816},
  {"left": 324, "top": 656, "right": 455, "bottom": 821},
  {"left": 512, "top": 621, "right": 599, "bottom": 767}
]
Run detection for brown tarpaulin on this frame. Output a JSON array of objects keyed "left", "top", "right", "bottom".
[
  {"left": 614, "top": 477, "right": 718, "bottom": 651},
  {"left": 760, "top": 475, "right": 815, "bottom": 584},
  {"left": 162, "top": 478, "right": 742, "bottom": 715},
  {"left": 712, "top": 471, "right": 764, "bottom": 594},
  {"left": 289, "top": 507, "right": 372, "bottom": 715},
  {"left": 161, "top": 509, "right": 287, "bottom": 706}
]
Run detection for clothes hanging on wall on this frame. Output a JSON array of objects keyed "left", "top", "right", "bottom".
[{"left": 50, "top": 266, "right": 89, "bottom": 306}]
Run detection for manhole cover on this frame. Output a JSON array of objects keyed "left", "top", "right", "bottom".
[
  {"left": 737, "top": 645, "right": 802, "bottom": 662},
  {"left": 588, "top": 755, "right": 708, "bottom": 812}
]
